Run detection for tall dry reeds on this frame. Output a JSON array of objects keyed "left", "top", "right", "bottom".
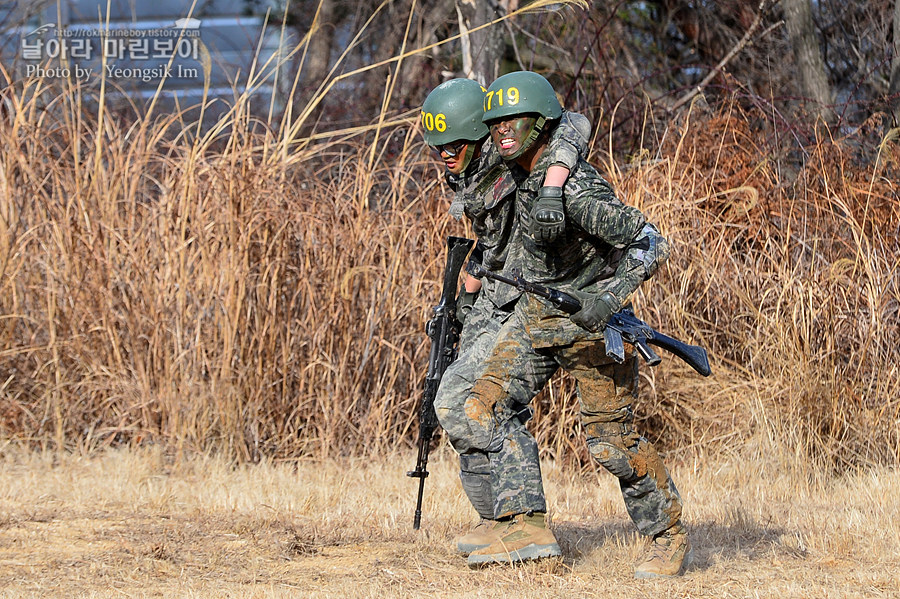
[
  {"left": 606, "top": 102, "right": 900, "bottom": 470},
  {"left": 0, "top": 68, "right": 897, "bottom": 470},
  {"left": 0, "top": 67, "right": 454, "bottom": 461}
]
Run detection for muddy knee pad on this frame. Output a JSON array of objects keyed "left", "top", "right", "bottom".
[
  {"left": 459, "top": 453, "right": 495, "bottom": 520},
  {"left": 587, "top": 431, "right": 668, "bottom": 485},
  {"left": 585, "top": 416, "right": 640, "bottom": 480},
  {"left": 588, "top": 438, "right": 638, "bottom": 480},
  {"left": 588, "top": 431, "right": 683, "bottom": 537}
]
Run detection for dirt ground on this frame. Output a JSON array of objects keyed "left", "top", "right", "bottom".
[{"left": 1, "top": 447, "right": 898, "bottom": 598}]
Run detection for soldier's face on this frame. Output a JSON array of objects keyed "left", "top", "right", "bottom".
[
  {"left": 488, "top": 116, "right": 537, "bottom": 159},
  {"left": 433, "top": 140, "right": 470, "bottom": 174}
]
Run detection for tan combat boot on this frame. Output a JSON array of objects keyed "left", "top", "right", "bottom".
[
  {"left": 466, "top": 512, "right": 562, "bottom": 567},
  {"left": 634, "top": 521, "right": 693, "bottom": 579},
  {"left": 454, "top": 519, "right": 500, "bottom": 554}
]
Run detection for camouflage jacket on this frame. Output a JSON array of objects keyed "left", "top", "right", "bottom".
[
  {"left": 509, "top": 152, "right": 670, "bottom": 348},
  {"left": 446, "top": 111, "right": 591, "bottom": 310}
]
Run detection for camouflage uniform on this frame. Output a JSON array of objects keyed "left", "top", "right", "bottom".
[
  {"left": 461, "top": 151, "right": 684, "bottom": 535},
  {"left": 433, "top": 112, "right": 589, "bottom": 520}
]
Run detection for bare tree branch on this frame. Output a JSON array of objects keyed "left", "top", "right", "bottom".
[
  {"left": 670, "top": 0, "right": 779, "bottom": 113},
  {"left": 890, "top": 0, "right": 900, "bottom": 123}
]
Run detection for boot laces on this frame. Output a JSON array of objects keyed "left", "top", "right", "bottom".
[{"left": 648, "top": 528, "right": 683, "bottom": 561}]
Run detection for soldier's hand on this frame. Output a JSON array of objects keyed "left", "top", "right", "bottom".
[
  {"left": 456, "top": 288, "right": 478, "bottom": 326},
  {"left": 529, "top": 186, "right": 565, "bottom": 244},
  {"left": 570, "top": 290, "right": 621, "bottom": 332}
]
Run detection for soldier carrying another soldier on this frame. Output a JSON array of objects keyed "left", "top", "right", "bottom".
[
  {"left": 456, "top": 71, "right": 692, "bottom": 578},
  {"left": 419, "top": 78, "right": 590, "bottom": 556}
]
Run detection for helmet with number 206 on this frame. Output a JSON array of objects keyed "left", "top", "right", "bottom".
[{"left": 421, "top": 78, "right": 489, "bottom": 146}]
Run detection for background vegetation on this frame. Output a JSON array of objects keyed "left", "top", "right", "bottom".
[{"left": 0, "top": 0, "right": 898, "bottom": 470}]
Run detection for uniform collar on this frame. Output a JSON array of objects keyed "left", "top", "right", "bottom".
[{"left": 511, "top": 148, "right": 555, "bottom": 193}]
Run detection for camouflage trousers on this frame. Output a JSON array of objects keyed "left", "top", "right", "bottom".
[
  {"left": 434, "top": 294, "right": 547, "bottom": 520},
  {"left": 463, "top": 313, "right": 684, "bottom": 535}
]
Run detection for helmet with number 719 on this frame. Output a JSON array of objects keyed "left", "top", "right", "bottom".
[
  {"left": 481, "top": 71, "right": 562, "bottom": 123},
  {"left": 421, "top": 78, "right": 489, "bottom": 146}
]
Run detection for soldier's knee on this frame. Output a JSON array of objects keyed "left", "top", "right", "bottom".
[
  {"left": 434, "top": 391, "right": 463, "bottom": 426},
  {"left": 434, "top": 404, "right": 457, "bottom": 436},
  {"left": 588, "top": 437, "right": 638, "bottom": 480},
  {"left": 435, "top": 405, "right": 481, "bottom": 456},
  {"left": 463, "top": 378, "right": 507, "bottom": 451},
  {"left": 459, "top": 452, "right": 491, "bottom": 475},
  {"left": 434, "top": 376, "right": 475, "bottom": 440},
  {"left": 435, "top": 395, "right": 477, "bottom": 452},
  {"left": 588, "top": 430, "right": 669, "bottom": 487},
  {"left": 583, "top": 407, "right": 643, "bottom": 479},
  {"left": 434, "top": 372, "right": 472, "bottom": 414}
]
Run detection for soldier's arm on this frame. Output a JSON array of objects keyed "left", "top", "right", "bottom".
[
  {"left": 544, "top": 110, "right": 591, "bottom": 176},
  {"left": 529, "top": 112, "right": 593, "bottom": 244},
  {"left": 564, "top": 172, "right": 646, "bottom": 249},
  {"left": 605, "top": 223, "right": 670, "bottom": 305},
  {"left": 566, "top": 187, "right": 669, "bottom": 330},
  {"left": 564, "top": 167, "right": 670, "bottom": 306}
]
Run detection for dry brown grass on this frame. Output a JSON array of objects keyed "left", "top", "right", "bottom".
[
  {"left": 3, "top": 5, "right": 897, "bottom": 595},
  {"left": 0, "top": 49, "right": 898, "bottom": 472},
  {"left": 0, "top": 446, "right": 898, "bottom": 598},
  {"left": 609, "top": 102, "right": 900, "bottom": 470}
]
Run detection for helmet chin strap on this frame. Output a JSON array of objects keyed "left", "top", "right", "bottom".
[
  {"left": 457, "top": 143, "right": 477, "bottom": 173},
  {"left": 503, "top": 116, "right": 546, "bottom": 161}
]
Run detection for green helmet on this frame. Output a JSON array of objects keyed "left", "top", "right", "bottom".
[
  {"left": 481, "top": 71, "right": 562, "bottom": 124},
  {"left": 421, "top": 78, "right": 489, "bottom": 146},
  {"left": 481, "top": 71, "right": 562, "bottom": 160}
]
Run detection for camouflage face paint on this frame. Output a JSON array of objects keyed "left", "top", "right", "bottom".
[{"left": 488, "top": 116, "right": 538, "bottom": 159}]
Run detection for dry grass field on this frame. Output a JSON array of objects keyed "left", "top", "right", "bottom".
[
  {"left": 2, "top": 5, "right": 900, "bottom": 596},
  {"left": 1, "top": 445, "right": 898, "bottom": 598}
]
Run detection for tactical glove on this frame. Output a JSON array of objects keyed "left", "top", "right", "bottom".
[
  {"left": 529, "top": 186, "right": 565, "bottom": 244},
  {"left": 570, "top": 290, "right": 621, "bottom": 332},
  {"left": 456, "top": 288, "right": 478, "bottom": 326}
]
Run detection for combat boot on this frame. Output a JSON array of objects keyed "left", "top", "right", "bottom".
[
  {"left": 634, "top": 521, "right": 693, "bottom": 579},
  {"left": 466, "top": 512, "right": 562, "bottom": 567},
  {"left": 454, "top": 519, "right": 500, "bottom": 554}
]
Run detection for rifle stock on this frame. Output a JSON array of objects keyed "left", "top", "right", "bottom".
[
  {"left": 611, "top": 311, "right": 711, "bottom": 377},
  {"left": 644, "top": 330, "right": 711, "bottom": 377}
]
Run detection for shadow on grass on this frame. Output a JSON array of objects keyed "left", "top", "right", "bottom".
[{"left": 554, "top": 516, "right": 803, "bottom": 573}]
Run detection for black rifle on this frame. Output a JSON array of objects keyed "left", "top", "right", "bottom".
[
  {"left": 468, "top": 263, "right": 711, "bottom": 377},
  {"left": 407, "top": 235, "right": 475, "bottom": 529}
]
